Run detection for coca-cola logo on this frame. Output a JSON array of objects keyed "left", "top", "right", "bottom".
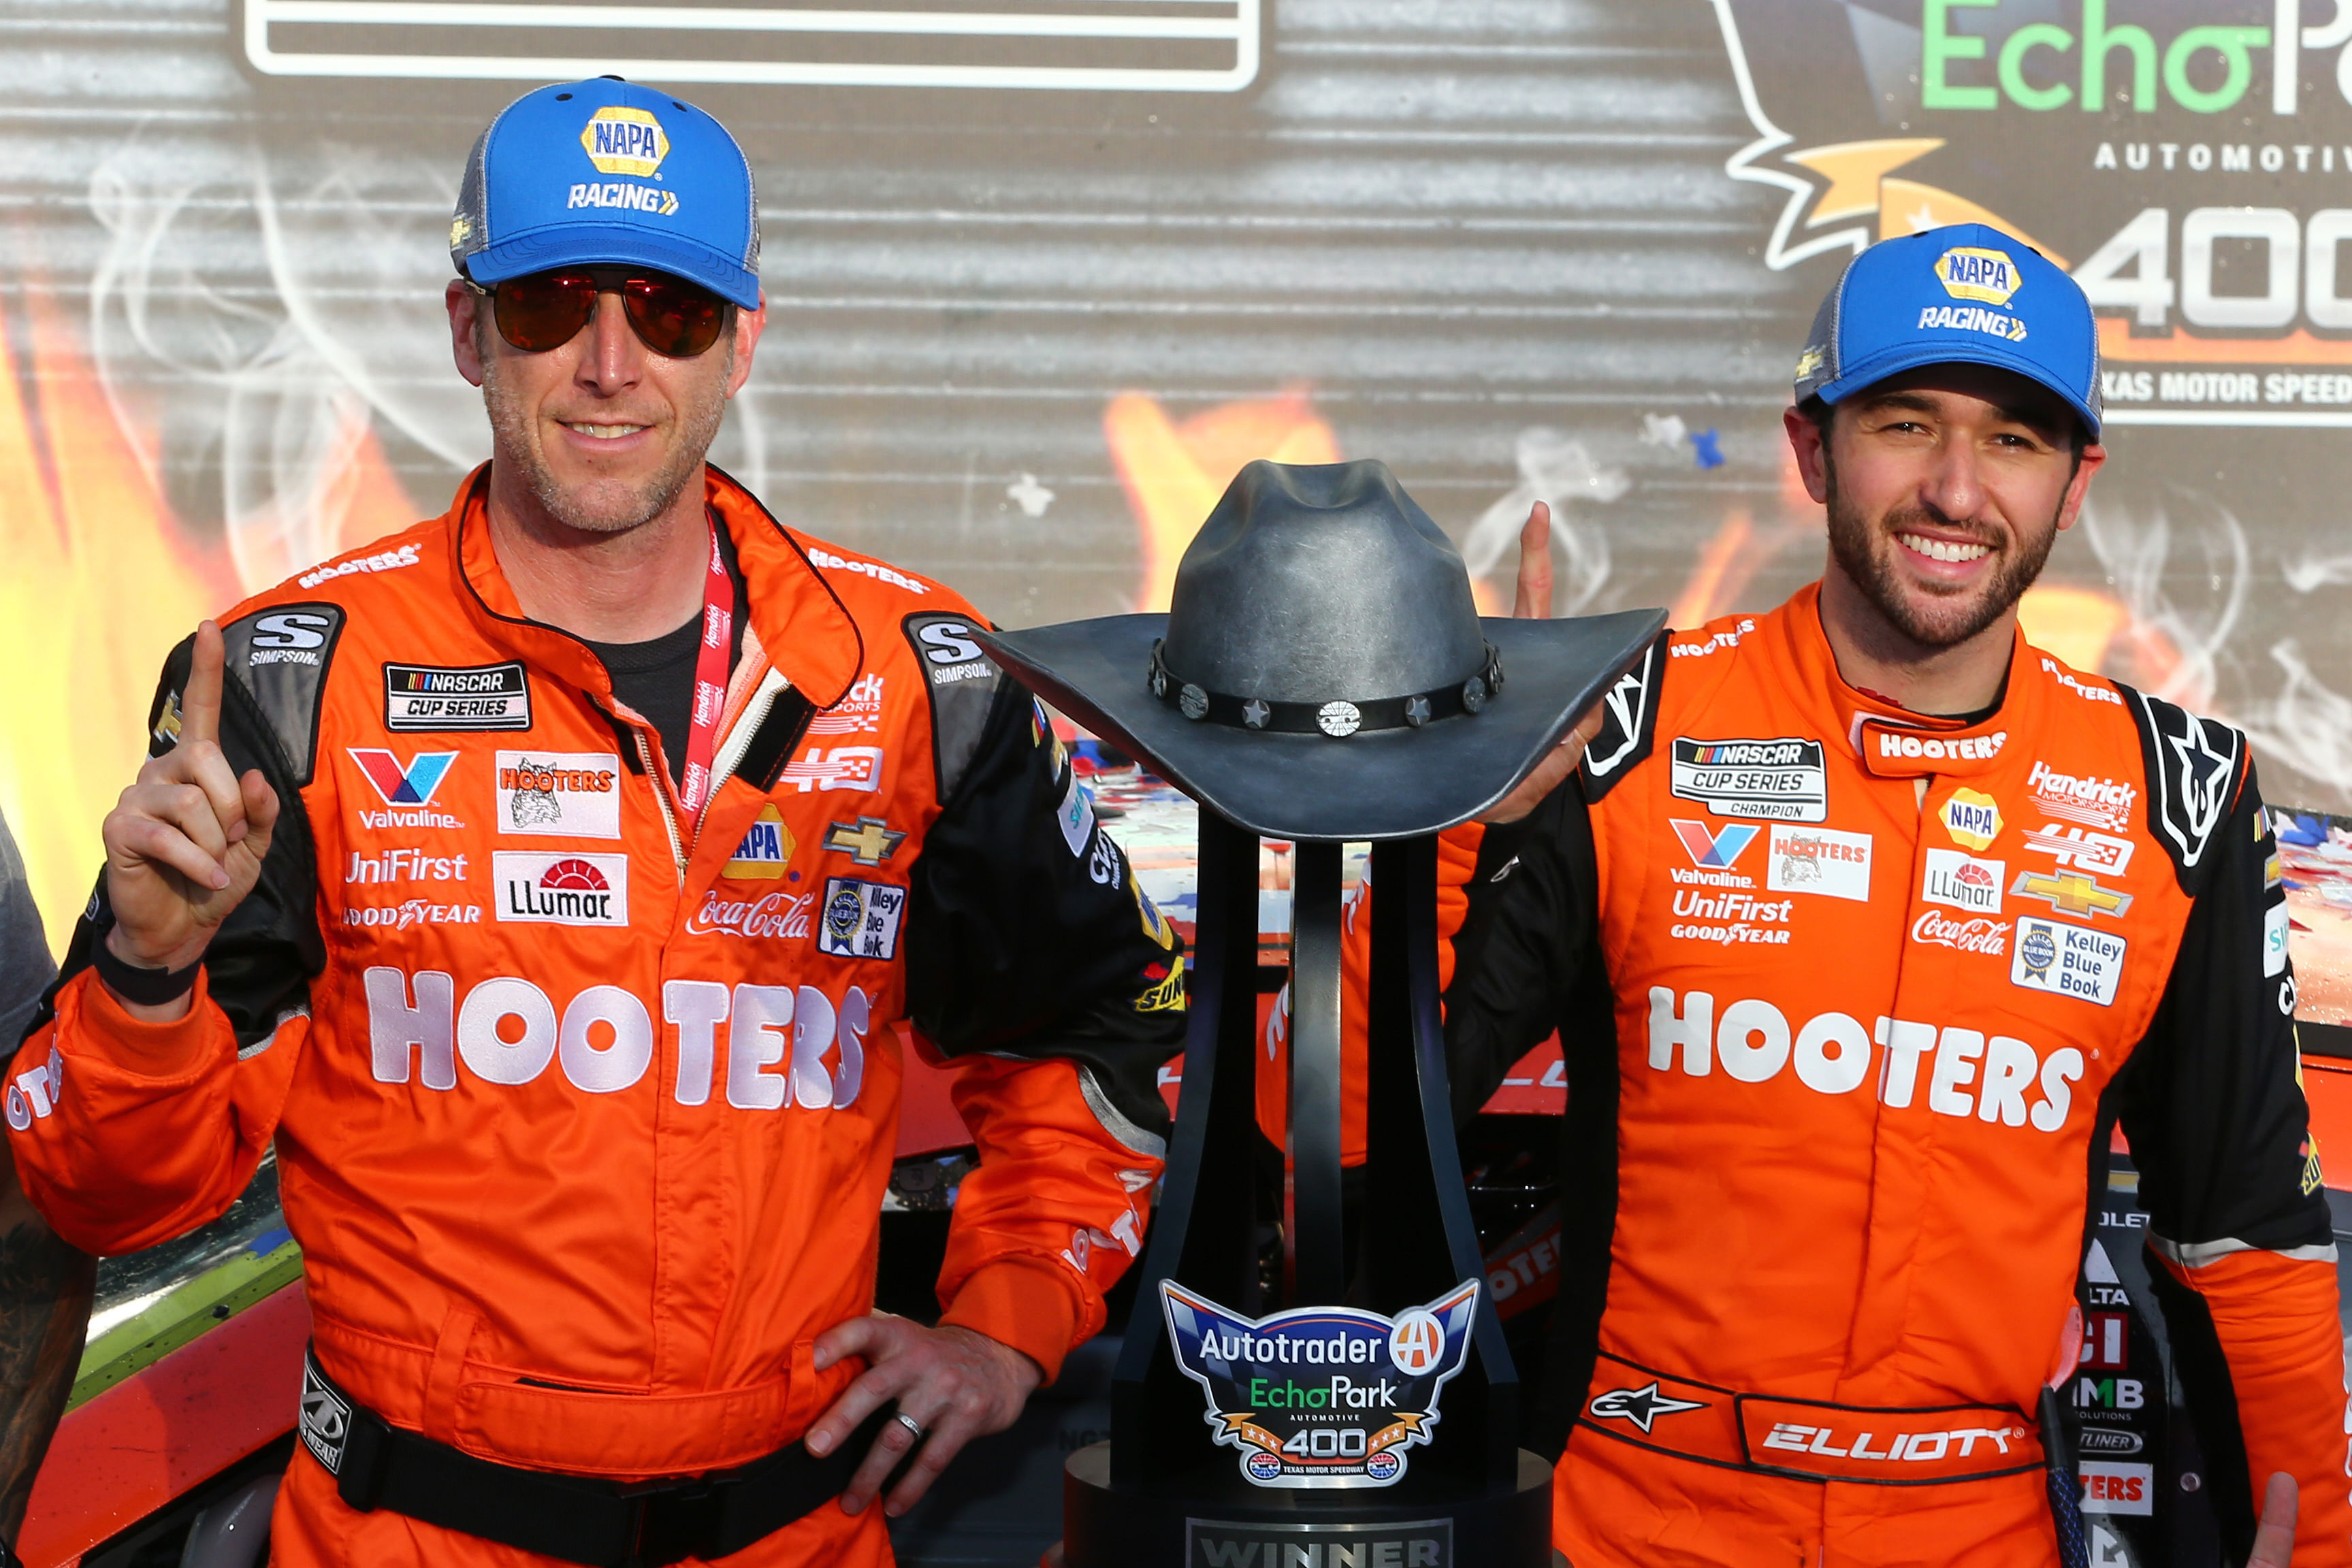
[
  {"left": 688, "top": 889, "right": 814, "bottom": 940},
  {"left": 1911, "top": 910, "right": 2010, "bottom": 958}
]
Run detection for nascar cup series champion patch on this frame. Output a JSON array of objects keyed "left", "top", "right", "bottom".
[{"left": 1160, "top": 1278, "right": 1479, "bottom": 1488}]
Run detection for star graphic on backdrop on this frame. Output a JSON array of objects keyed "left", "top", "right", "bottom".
[
  {"left": 1587, "top": 1382, "right": 1707, "bottom": 1435},
  {"left": 1907, "top": 201, "right": 1940, "bottom": 232},
  {"left": 1242, "top": 698, "right": 1270, "bottom": 729}
]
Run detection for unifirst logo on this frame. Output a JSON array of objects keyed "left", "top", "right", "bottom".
[
  {"left": 1935, "top": 246, "right": 2021, "bottom": 306},
  {"left": 581, "top": 107, "right": 668, "bottom": 178}
]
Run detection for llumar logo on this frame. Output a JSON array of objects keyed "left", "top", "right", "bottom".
[
  {"left": 1935, "top": 246, "right": 2020, "bottom": 305},
  {"left": 581, "top": 107, "right": 667, "bottom": 177}
]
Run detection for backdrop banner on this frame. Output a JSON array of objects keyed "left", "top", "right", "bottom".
[{"left": 0, "top": 0, "right": 2345, "bottom": 1015}]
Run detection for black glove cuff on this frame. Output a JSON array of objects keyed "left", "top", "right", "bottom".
[{"left": 91, "top": 936, "right": 201, "bottom": 1007}]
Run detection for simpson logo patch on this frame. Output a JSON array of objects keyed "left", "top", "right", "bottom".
[
  {"left": 384, "top": 662, "right": 532, "bottom": 732},
  {"left": 1669, "top": 737, "right": 1828, "bottom": 823},
  {"left": 300, "top": 1356, "right": 353, "bottom": 1475},
  {"left": 817, "top": 877, "right": 906, "bottom": 961}
]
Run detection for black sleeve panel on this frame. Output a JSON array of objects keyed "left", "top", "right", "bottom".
[
  {"left": 1439, "top": 781, "right": 1600, "bottom": 1124},
  {"left": 2119, "top": 683, "right": 2249, "bottom": 894},
  {"left": 905, "top": 678, "right": 1182, "bottom": 1147},
  {"left": 2112, "top": 763, "right": 2330, "bottom": 1256},
  {"left": 1436, "top": 783, "right": 1613, "bottom": 1458},
  {"left": 27, "top": 631, "right": 324, "bottom": 1052},
  {"left": 1575, "top": 634, "right": 1667, "bottom": 804},
  {"left": 2146, "top": 1263, "right": 2258, "bottom": 1556}
]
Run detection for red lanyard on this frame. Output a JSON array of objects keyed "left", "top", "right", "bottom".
[{"left": 676, "top": 523, "right": 735, "bottom": 830}]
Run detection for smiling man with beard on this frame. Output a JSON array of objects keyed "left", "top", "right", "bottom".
[{"left": 1327, "top": 224, "right": 2341, "bottom": 1565}]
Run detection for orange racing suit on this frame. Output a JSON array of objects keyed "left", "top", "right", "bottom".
[
  {"left": 1334, "top": 585, "right": 2345, "bottom": 1565},
  {"left": 4, "top": 467, "right": 1182, "bottom": 1566}
]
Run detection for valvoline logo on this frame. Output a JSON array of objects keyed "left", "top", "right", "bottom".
[
  {"left": 348, "top": 749, "right": 456, "bottom": 808},
  {"left": 1670, "top": 819, "right": 1759, "bottom": 870}
]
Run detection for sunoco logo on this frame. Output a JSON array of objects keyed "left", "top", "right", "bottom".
[{"left": 580, "top": 107, "right": 667, "bottom": 177}]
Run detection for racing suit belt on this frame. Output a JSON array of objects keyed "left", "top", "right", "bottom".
[
  {"left": 311, "top": 1314, "right": 847, "bottom": 1477},
  {"left": 300, "top": 1346, "right": 891, "bottom": 1568},
  {"left": 1577, "top": 1353, "right": 2044, "bottom": 1486}
]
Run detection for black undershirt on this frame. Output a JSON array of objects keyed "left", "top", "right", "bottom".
[{"left": 579, "top": 521, "right": 748, "bottom": 787}]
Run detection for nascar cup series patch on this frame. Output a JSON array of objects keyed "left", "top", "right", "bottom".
[{"left": 1161, "top": 1279, "right": 1479, "bottom": 1489}]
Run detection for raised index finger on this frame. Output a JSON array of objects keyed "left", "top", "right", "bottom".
[
  {"left": 179, "top": 621, "right": 227, "bottom": 747},
  {"left": 1513, "top": 501, "right": 1554, "bottom": 620}
]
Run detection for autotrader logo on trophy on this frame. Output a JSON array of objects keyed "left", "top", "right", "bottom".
[{"left": 979, "top": 460, "right": 1660, "bottom": 1566}]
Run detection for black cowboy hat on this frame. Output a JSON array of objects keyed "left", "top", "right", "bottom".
[{"left": 976, "top": 459, "right": 1664, "bottom": 842}]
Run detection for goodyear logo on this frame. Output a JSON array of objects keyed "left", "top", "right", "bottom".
[
  {"left": 581, "top": 107, "right": 668, "bottom": 178},
  {"left": 1935, "top": 246, "right": 2020, "bottom": 307}
]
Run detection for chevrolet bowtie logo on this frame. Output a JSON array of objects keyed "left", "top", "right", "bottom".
[
  {"left": 2012, "top": 868, "right": 2132, "bottom": 920},
  {"left": 823, "top": 815, "right": 905, "bottom": 866},
  {"left": 1587, "top": 1382, "right": 1707, "bottom": 1435}
]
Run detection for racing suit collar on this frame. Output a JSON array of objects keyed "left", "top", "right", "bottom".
[
  {"left": 1781, "top": 581, "right": 2040, "bottom": 779},
  {"left": 444, "top": 463, "right": 863, "bottom": 716}
]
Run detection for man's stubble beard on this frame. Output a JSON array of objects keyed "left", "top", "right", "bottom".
[
  {"left": 481, "top": 340, "right": 735, "bottom": 537},
  {"left": 1821, "top": 450, "right": 2061, "bottom": 651}
]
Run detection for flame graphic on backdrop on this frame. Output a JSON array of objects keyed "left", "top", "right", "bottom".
[
  {"left": 1105, "top": 389, "right": 1340, "bottom": 612},
  {"left": 0, "top": 284, "right": 230, "bottom": 954},
  {"left": 0, "top": 284, "right": 418, "bottom": 954}
]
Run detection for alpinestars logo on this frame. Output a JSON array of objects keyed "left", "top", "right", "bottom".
[
  {"left": 348, "top": 749, "right": 462, "bottom": 830},
  {"left": 2136, "top": 693, "right": 2239, "bottom": 870},
  {"left": 1588, "top": 1382, "right": 1707, "bottom": 1435}
]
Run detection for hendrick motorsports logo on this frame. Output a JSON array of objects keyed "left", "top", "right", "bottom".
[
  {"left": 1161, "top": 1279, "right": 1479, "bottom": 1489},
  {"left": 1709, "top": 0, "right": 2352, "bottom": 426}
]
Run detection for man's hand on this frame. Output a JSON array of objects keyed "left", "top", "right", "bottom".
[
  {"left": 1481, "top": 500, "right": 1603, "bottom": 826},
  {"left": 100, "top": 621, "right": 279, "bottom": 1007},
  {"left": 2249, "top": 1471, "right": 2298, "bottom": 1567},
  {"left": 804, "top": 1314, "right": 1042, "bottom": 1518}
]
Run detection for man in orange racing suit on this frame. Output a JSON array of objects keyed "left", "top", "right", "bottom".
[
  {"left": 3, "top": 78, "right": 1181, "bottom": 1567},
  {"left": 1334, "top": 226, "right": 2342, "bottom": 1564}
]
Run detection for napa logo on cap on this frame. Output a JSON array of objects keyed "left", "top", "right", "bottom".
[
  {"left": 1935, "top": 246, "right": 2021, "bottom": 307},
  {"left": 581, "top": 106, "right": 669, "bottom": 178}
]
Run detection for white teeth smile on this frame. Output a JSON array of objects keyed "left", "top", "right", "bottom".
[
  {"left": 1899, "top": 533, "right": 1991, "bottom": 564},
  {"left": 566, "top": 423, "right": 643, "bottom": 440}
]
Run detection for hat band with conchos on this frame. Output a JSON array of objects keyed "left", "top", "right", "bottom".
[{"left": 1147, "top": 638, "right": 1504, "bottom": 739}]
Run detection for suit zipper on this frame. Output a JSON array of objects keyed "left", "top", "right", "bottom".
[
  {"left": 711, "top": 669, "right": 788, "bottom": 787},
  {"left": 634, "top": 728, "right": 690, "bottom": 885}
]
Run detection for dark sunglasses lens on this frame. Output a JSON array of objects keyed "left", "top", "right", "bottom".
[
  {"left": 493, "top": 274, "right": 598, "bottom": 352},
  {"left": 625, "top": 278, "right": 726, "bottom": 357}
]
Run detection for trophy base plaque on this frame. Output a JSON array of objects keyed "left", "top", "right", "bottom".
[{"left": 1057, "top": 1443, "right": 1560, "bottom": 1568}]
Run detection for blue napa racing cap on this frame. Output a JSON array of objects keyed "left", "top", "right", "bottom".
[
  {"left": 450, "top": 78, "right": 761, "bottom": 310},
  {"left": 1793, "top": 223, "right": 2101, "bottom": 442}
]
